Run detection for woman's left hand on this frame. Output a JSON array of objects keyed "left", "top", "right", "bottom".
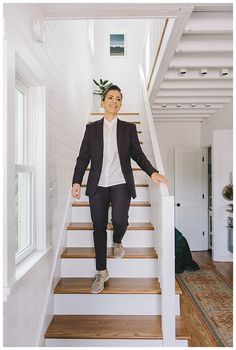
[{"left": 151, "top": 172, "right": 169, "bottom": 187}]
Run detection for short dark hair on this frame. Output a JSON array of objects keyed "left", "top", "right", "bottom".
[{"left": 101, "top": 84, "right": 123, "bottom": 101}]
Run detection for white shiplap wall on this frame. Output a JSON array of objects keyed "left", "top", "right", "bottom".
[
  {"left": 143, "top": 19, "right": 166, "bottom": 84},
  {"left": 154, "top": 121, "right": 201, "bottom": 195},
  {"left": 93, "top": 19, "right": 147, "bottom": 112},
  {"left": 3, "top": 3, "right": 93, "bottom": 346}
]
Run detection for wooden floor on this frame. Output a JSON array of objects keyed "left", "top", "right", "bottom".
[{"left": 180, "top": 250, "right": 233, "bottom": 347}]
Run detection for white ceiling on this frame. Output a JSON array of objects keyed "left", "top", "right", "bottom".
[
  {"left": 150, "top": 8, "right": 233, "bottom": 122},
  {"left": 40, "top": 3, "right": 233, "bottom": 19},
  {"left": 39, "top": 3, "right": 233, "bottom": 123}
]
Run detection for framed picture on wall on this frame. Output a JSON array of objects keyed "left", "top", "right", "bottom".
[{"left": 110, "top": 34, "right": 126, "bottom": 57}]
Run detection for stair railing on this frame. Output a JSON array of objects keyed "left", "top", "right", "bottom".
[{"left": 138, "top": 64, "right": 176, "bottom": 346}]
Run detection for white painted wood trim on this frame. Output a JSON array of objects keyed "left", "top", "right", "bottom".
[
  {"left": 3, "top": 37, "right": 17, "bottom": 298},
  {"left": 138, "top": 65, "right": 168, "bottom": 196},
  {"left": 40, "top": 4, "right": 181, "bottom": 20},
  {"left": 36, "top": 190, "right": 72, "bottom": 346},
  {"left": 148, "top": 7, "right": 194, "bottom": 106},
  {"left": 45, "top": 338, "right": 189, "bottom": 347},
  {"left": 139, "top": 65, "right": 176, "bottom": 346},
  {"left": 160, "top": 195, "right": 176, "bottom": 345}
]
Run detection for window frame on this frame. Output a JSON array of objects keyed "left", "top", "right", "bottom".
[{"left": 15, "top": 77, "right": 37, "bottom": 266}]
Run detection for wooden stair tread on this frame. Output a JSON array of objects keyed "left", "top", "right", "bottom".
[
  {"left": 67, "top": 222, "right": 154, "bottom": 230},
  {"left": 61, "top": 247, "right": 157, "bottom": 259},
  {"left": 45, "top": 315, "right": 190, "bottom": 340},
  {"left": 55, "top": 277, "right": 160, "bottom": 294},
  {"left": 72, "top": 201, "right": 151, "bottom": 207},
  {"left": 175, "top": 279, "right": 182, "bottom": 294},
  {"left": 55, "top": 277, "right": 182, "bottom": 295}
]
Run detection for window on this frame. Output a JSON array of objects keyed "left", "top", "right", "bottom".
[{"left": 15, "top": 78, "right": 36, "bottom": 265}]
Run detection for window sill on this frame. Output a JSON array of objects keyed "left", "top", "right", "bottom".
[
  {"left": 4, "top": 246, "right": 52, "bottom": 302},
  {"left": 16, "top": 246, "right": 52, "bottom": 281}
]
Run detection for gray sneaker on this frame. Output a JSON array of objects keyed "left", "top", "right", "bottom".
[
  {"left": 91, "top": 269, "right": 109, "bottom": 294},
  {"left": 113, "top": 243, "right": 125, "bottom": 258}
]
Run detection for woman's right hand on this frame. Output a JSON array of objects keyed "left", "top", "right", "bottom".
[{"left": 71, "top": 183, "right": 81, "bottom": 199}]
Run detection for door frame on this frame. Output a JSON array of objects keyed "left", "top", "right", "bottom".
[{"left": 202, "top": 147, "right": 209, "bottom": 251}]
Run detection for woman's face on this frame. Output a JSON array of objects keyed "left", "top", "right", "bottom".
[{"left": 102, "top": 90, "right": 122, "bottom": 115}]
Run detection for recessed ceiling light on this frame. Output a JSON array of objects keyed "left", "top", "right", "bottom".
[
  {"left": 179, "top": 68, "right": 187, "bottom": 75},
  {"left": 221, "top": 68, "right": 229, "bottom": 76},
  {"left": 191, "top": 104, "right": 196, "bottom": 107},
  {"left": 176, "top": 104, "right": 181, "bottom": 107},
  {"left": 200, "top": 68, "right": 208, "bottom": 75},
  {"left": 161, "top": 104, "right": 167, "bottom": 108},
  {"left": 205, "top": 103, "right": 211, "bottom": 107}
]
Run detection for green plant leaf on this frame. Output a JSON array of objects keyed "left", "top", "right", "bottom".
[{"left": 93, "top": 79, "right": 100, "bottom": 87}]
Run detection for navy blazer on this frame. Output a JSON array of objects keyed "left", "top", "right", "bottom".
[{"left": 72, "top": 117, "right": 159, "bottom": 199}]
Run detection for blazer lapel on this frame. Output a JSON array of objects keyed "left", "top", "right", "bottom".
[
  {"left": 117, "top": 118, "right": 125, "bottom": 159},
  {"left": 96, "top": 117, "right": 104, "bottom": 151}
]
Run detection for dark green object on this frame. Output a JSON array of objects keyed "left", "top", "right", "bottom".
[
  {"left": 93, "top": 79, "right": 113, "bottom": 97},
  {"left": 175, "top": 228, "right": 200, "bottom": 274}
]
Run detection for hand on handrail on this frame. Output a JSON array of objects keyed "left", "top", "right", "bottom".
[{"left": 151, "top": 172, "right": 169, "bottom": 187}]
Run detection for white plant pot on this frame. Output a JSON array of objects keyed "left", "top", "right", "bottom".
[{"left": 93, "top": 94, "right": 103, "bottom": 112}]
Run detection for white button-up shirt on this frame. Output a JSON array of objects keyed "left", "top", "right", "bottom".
[{"left": 98, "top": 117, "right": 126, "bottom": 187}]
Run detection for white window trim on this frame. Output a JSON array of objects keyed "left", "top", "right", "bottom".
[
  {"left": 15, "top": 164, "right": 36, "bottom": 265},
  {"left": 15, "top": 78, "right": 37, "bottom": 265},
  {"left": 15, "top": 84, "right": 47, "bottom": 264},
  {"left": 3, "top": 45, "right": 47, "bottom": 300}
]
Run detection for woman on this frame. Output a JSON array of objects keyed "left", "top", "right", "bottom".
[{"left": 71, "top": 85, "right": 168, "bottom": 294}]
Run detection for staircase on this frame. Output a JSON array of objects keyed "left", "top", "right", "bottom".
[{"left": 44, "top": 113, "right": 190, "bottom": 346}]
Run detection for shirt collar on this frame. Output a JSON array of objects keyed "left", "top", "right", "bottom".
[{"left": 104, "top": 116, "right": 117, "bottom": 128}]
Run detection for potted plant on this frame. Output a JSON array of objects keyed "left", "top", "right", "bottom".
[{"left": 93, "top": 79, "right": 113, "bottom": 111}]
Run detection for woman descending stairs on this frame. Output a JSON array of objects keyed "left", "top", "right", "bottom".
[{"left": 44, "top": 113, "right": 190, "bottom": 347}]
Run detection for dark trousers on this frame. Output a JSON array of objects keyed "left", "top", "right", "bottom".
[{"left": 89, "top": 183, "right": 131, "bottom": 271}]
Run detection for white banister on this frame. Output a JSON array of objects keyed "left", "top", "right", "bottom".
[{"left": 139, "top": 65, "right": 176, "bottom": 346}]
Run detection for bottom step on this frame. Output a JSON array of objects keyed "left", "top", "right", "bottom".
[{"left": 45, "top": 315, "right": 190, "bottom": 347}]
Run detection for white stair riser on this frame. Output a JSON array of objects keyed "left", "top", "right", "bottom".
[
  {"left": 61, "top": 258, "right": 158, "bottom": 277},
  {"left": 71, "top": 206, "right": 151, "bottom": 222},
  {"left": 54, "top": 294, "right": 180, "bottom": 315},
  {"left": 89, "top": 115, "right": 141, "bottom": 123},
  {"left": 77, "top": 186, "right": 149, "bottom": 201},
  {"left": 45, "top": 339, "right": 188, "bottom": 347},
  {"left": 67, "top": 230, "right": 154, "bottom": 248},
  {"left": 82, "top": 170, "right": 148, "bottom": 184}
]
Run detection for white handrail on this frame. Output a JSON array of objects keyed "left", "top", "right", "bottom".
[{"left": 139, "top": 65, "right": 176, "bottom": 346}]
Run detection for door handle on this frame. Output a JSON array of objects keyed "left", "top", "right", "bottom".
[{"left": 176, "top": 203, "right": 181, "bottom": 207}]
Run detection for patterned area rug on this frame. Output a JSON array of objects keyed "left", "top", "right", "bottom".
[{"left": 176, "top": 268, "right": 233, "bottom": 347}]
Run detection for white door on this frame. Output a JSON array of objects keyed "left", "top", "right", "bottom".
[{"left": 175, "top": 148, "right": 206, "bottom": 251}]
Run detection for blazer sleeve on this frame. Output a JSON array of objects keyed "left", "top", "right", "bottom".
[
  {"left": 72, "top": 124, "right": 91, "bottom": 186},
  {"left": 130, "top": 124, "right": 159, "bottom": 177}
]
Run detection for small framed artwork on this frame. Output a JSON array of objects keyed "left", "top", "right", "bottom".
[{"left": 110, "top": 34, "right": 126, "bottom": 57}]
